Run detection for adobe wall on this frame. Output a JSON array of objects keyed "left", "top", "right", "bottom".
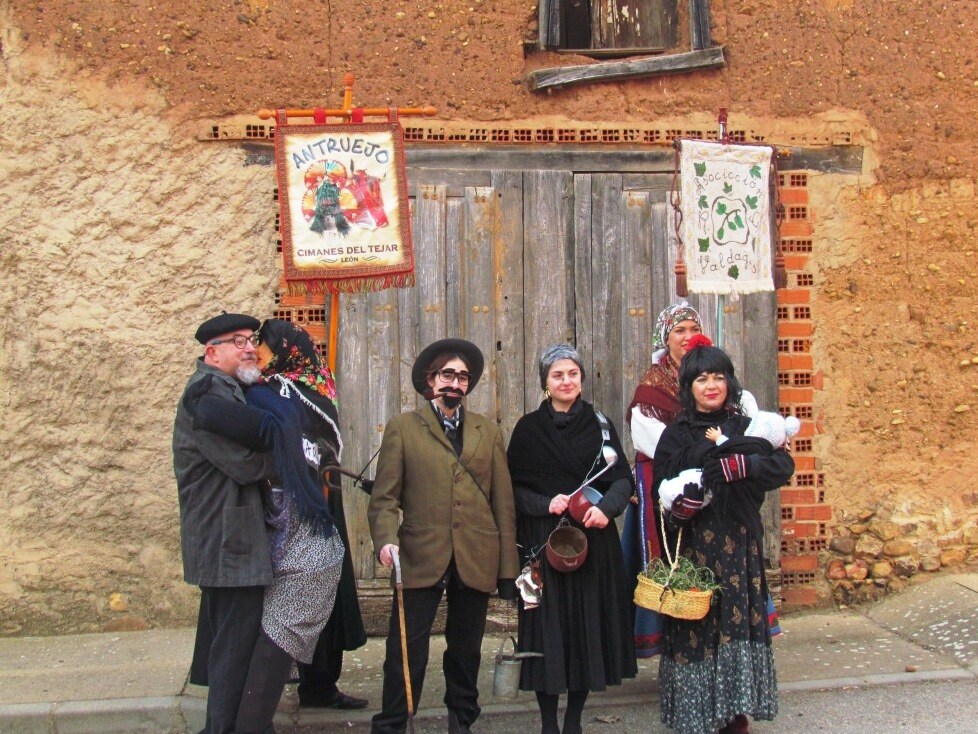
[{"left": 1, "top": 0, "right": 976, "bottom": 633}]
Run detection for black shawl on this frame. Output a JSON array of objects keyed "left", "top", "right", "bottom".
[{"left": 507, "top": 399, "right": 634, "bottom": 520}]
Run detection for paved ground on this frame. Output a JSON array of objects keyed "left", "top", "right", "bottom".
[{"left": 1, "top": 574, "right": 976, "bottom": 733}]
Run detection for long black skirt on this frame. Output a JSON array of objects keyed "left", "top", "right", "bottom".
[
  {"left": 517, "top": 514, "right": 637, "bottom": 694},
  {"left": 658, "top": 513, "right": 778, "bottom": 734}
]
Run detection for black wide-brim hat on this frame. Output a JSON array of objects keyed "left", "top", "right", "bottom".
[{"left": 411, "top": 338, "right": 485, "bottom": 396}]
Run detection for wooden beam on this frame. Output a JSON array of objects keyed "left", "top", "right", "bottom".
[
  {"left": 526, "top": 46, "right": 725, "bottom": 92},
  {"left": 690, "top": 0, "right": 712, "bottom": 51}
]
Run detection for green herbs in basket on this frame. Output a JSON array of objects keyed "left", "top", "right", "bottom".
[{"left": 640, "top": 556, "right": 723, "bottom": 594}]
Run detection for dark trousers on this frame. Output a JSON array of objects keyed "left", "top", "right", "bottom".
[
  {"left": 296, "top": 620, "right": 343, "bottom": 702},
  {"left": 234, "top": 632, "right": 294, "bottom": 734},
  {"left": 191, "top": 586, "right": 264, "bottom": 734},
  {"left": 370, "top": 582, "right": 490, "bottom": 734}
]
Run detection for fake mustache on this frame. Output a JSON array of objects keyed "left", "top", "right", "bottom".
[{"left": 423, "top": 386, "right": 466, "bottom": 401}]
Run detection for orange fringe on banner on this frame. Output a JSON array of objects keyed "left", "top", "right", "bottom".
[{"left": 287, "top": 273, "right": 415, "bottom": 297}]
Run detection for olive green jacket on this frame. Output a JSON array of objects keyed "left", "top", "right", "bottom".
[{"left": 368, "top": 405, "right": 519, "bottom": 592}]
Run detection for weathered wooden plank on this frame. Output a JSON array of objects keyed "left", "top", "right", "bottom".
[
  {"left": 526, "top": 46, "right": 725, "bottom": 92},
  {"left": 523, "top": 170, "right": 576, "bottom": 410},
  {"left": 538, "top": 0, "right": 561, "bottom": 49},
  {"left": 690, "top": 0, "right": 713, "bottom": 51},
  {"left": 460, "top": 187, "right": 498, "bottom": 420},
  {"left": 491, "top": 170, "right": 526, "bottom": 437},
  {"left": 588, "top": 174, "right": 625, "bottom": 432},
  {"left": 740, "top": 291, "right": 781, "bottom": 565},
  {"left": 619, "top": 188, "right": 655, "bottom": 458},
  {"left": 411, "top": 185, "right": 449, "bottom": 410},
  {"left": 446, "top": 198, "right": 464, "bottom": 340},
  {"left": 556, "top": 45, "right": 669, "bottom": 58},
  {"left": 336, "top": 290, "right": 374, "bottom": 578},
  {"left": 408, "top": 147, "right": 677, "bottom": 173},
  {"left": 779, "top": 145, "right": 864, "bottom": 174},
  {"left": 597, "top": 0, "right": 678, "bottom": 50},
  {"left": 407, "top": 168, "right": 491, "bottom": 198},
  {"left": 573, "top": 174, "right": 594, "bottom": 402},
  {"left": 407, "top": 146, "right": 863, "bottom": 176}
]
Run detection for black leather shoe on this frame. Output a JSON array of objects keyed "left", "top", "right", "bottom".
[
  {"left": 300, "top": 691, "right": 369, "bottom": 709},
  {"left": 448, "top": 711, "right": 471, "bottom": 733}
]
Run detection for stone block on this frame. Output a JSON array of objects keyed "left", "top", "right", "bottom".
[
  {"left": 845, "top": 560, "right": 869, "bottom": 580},
  {"left": 869, "top": 521, "right": 900, "bottom": 541},
  {"left": 882, "top": 539, "right": 914, "bottom": 557},
  {"left": 892, "top": 556, "right": 919, "bottom": 577},
  {"left": 825, "top": 559, "right": 847, "bottom": 580},
  {"left": 855, "top": 534, "right": 884, "bottom": 560},
  {"left": 872, "top": 560, "right": 894, "bottom": 578},
  {"left": 940, "top": 547, "right": 967, "bottom": 567},
  {"left": 829, "top": 536, "right": 856, "bottom": 555}
]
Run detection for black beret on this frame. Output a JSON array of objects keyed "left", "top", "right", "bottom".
[
  {"left": 195, "top": 312, "right": 261, "bottom": 345},
  {"left": 411, "top": 338, "right": 485, "bottom": 396}
]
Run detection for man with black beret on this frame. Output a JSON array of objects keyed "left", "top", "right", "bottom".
[
  {"left": 173, "top": 311, "right": 276, "bottom": 734},
  {"left": 368, "top": 338, "right": 520, "bottom": 734}
]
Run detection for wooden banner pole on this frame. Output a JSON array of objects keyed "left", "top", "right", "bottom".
[{"left": 267, "top": 73, "right": 434, "bottom": 372}]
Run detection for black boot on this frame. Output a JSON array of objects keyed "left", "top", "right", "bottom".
[{"left": 448, "top": 711, "right": 472, "bottom": 734}]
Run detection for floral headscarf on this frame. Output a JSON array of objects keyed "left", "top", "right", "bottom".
[
  {"left": 259, "top": 319, "right": 338, "bottom": 409},
  {"left": 651, "top": 301, "right": 702, "bottom": 352}
]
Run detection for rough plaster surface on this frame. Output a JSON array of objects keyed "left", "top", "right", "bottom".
[{"left": 1, "top": 1, "right": 977, "bottom": 633}]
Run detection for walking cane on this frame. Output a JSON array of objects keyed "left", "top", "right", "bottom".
[{"left": 391, "top": 548, "right": 417, "bottom": 734}]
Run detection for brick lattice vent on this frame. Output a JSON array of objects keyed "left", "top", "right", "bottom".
[{"left": 776, "top": 173, "right": 825, "bottom": 608}]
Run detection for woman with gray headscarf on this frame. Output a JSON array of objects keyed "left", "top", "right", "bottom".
[{"left": 506, "top": 344, "right": 637, "bottom": 734}]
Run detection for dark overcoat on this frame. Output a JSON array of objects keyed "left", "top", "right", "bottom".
[{"left": 173, "top": 358, "right": 275, "bottom": 587}]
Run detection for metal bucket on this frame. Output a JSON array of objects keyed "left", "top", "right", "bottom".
[{"left": 492, "top": 636, "right": 543, "bottom": 700}]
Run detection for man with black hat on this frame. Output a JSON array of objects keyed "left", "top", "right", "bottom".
[
  {"left": 368, "top": 339, "right": 520, "bottom": 734},
  {"left": 173, "top": 311, "right": 275, "bottom": 734}
]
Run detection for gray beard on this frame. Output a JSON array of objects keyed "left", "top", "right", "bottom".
[{"left": 236, "top": 364, "right": 262, "bottom": 385}]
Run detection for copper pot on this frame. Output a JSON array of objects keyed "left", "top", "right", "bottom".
[
  {"left": 545, "top": 524, "right": 588, "bottom": 572},
  {"left": 566, "top": 485, "right": 603, "bottom": 524}
]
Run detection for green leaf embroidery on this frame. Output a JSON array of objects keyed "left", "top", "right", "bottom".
[
  {"left": 745, "top": 195, "right": 758, "bottom": 209},
  {"left": 698, "top": 238, "right": 711, "bottom": 252},
  {"left": 734, "top": 213, "right": 744, "bottom": 228},
  {"left": 727, "top": 218, "right": 738, "bottom": 231},
  {"left": 695, "top": 162, "right": 707, "bottom": 176},
  {"left": 749, "top": 165, "right": 762, "bottom": 179},
  {"left": 728, "top": 265, "right": 740, "bottom": 279},
  {"left": 717, "top": 227, "right": 725, "bottom": 240},
  {"left": 716, "top": 202, "right": 727, "bottom": 215},
  {"left": 723, "top": 182, "right": 733, "bottom": 194},
  {"left": 699, "top": 195, "right": 708, "bottom": 209}
]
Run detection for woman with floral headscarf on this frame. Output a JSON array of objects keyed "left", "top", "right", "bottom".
[
  {"left": 620, "top": 301, "right": 703, "bottom": 658},
  {"left": 190, "top": 318, "right": 347, "bottom": 734}
]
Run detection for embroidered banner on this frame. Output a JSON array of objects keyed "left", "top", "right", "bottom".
[
  {"left": 679, "top": 140, "right": 774, "bottom": 295},
  {"left": 275, "top": 120, "right": 415, "bottom": 294}
]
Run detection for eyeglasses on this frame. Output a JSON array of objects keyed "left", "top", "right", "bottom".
[
  {"left": 434, "top": 368, "right": 471, "bottom": 386},
  {"left": 209, "top": 334, "right": 260, "bottom": 349}
]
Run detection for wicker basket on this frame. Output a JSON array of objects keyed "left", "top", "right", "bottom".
[{"left": 634, "top": 574, "right": 713, "bottom": 620}]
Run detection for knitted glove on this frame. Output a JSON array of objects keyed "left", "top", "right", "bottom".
[
  {"left": 670, "top": 482, "right": 705, "bottom": 523},
  {"left": 496, "top": 578, "right": 518, "bottom": 601},
  {"left": 703, "top": 454, "right": 750, "bottom": 485}
]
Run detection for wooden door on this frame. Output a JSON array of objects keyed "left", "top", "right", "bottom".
[{"left": 337, "top": 165, "right": 780, "bottom": 579}]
